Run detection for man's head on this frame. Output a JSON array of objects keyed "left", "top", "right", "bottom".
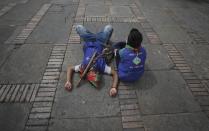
[{"left": 127, "top": 28, "right": 143, "bottom": 49}]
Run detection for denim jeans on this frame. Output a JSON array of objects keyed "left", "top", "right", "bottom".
[{"left": 76, "top": 25, "right": 113, "bottom": 45}]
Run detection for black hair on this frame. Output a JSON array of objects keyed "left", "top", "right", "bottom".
[{"left": 127, "top": 28, "right": 143, "bottom": 48}]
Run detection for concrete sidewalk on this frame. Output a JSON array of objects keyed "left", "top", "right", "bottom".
[{"left": 0, "top": 0, "right": 209, "bottom": 131}]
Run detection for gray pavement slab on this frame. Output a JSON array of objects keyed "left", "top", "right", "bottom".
[
  {"left": 170, "top": 7, "right": 209, "bottom": 41},
  {"left": 141, "top": 8, "right": 192, "bottom": 43},
  {"left": 0, "top": 0, "right": 50, "bottom": 26},
  {"left": 0, "top": 25, "right": 16, "bottom": 44},
  {"left": 0, "top": 103, "right": 32, "bottom": 131},
  {"left": 143, "top": 112, "right": 209, "bottom": 131},
  {"left": 0, "top": 0, "right": 17, "bottom": 9},
  {"left": 110, "top": 6, "right": 134, "bottom": 17},
  {"left": 52, "top": 75, "right": 120, "bottom": 118},
  {"left": 142, "top": 8, "right": 177, "bottom": 27},
  {"left": 85, "top": 0, "right": 105, "bottom": 5},
  {"left": 155, "top": 25, "right": 192, "bottom": 44},
  {"left": 111, "top": 0, "right": 134, "bottom": 6},
  {"left": 135, "top": 70, "right": 201, "bottom": 115},
  {"left": 51, "top": 0, "right": 75, "bottom": 5},
  {"left": 85, "top": 4, "right": 108, "bottom": 17},
  {"left": 111, "top": 23, "right": 149, "bottom": 43},
  {"left": 49, "top": 117, "right": 122, "bottom": 131},
  {"left": 26, "top": 5, "right": 76, "bottom": 44},
  {"left": 174, "top": 44, "right": 209, "bottom": 79},
  {"left": 138, "top": 0, "right": 164, "bottom": 10},
  {"left": 0, "top": 45, "right": 14, "bottom": 67},
  {"left": 0, "top": 44, "right": 52, "bottom": 83},
  {"left": 144, "top": 44, "right": 174, "bottom": 70}
]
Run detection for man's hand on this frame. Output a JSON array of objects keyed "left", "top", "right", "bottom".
[
  {"left": 65, "top": 81, "right": 72, "bottom": 91},
  {"left": 109, "top": 87, "right": 117, "bottom": 97}
]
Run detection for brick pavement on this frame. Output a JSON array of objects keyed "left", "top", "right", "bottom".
[{"left": 0, "top": 0, "right": 209, "bottom": 131}]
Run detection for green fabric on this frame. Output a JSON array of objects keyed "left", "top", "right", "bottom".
[{"left": 125, "top": 44, "right": 134, "bottom": 50}]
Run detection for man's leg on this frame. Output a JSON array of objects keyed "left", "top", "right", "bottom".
[
  {"left": 76, "top": 25, "right": 96, "bottom": 42},
  {"left": 96, "top": 25, "right": 113, "bottom": 44}
]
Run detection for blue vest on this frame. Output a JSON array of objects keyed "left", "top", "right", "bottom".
[
  {"left": 118, "top": 45, "right": 146, "bottom": 82},
  {"left": 81, "top": 41, "right": 106, "bottom": 73}
]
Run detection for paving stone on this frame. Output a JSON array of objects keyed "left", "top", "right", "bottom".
[
  {"left": 26, "top": 7, "right": 75, "bottom": 44},
  {"left": 119, "top": 99, "right": 138, "bottom": 105},
  {"left": 85, "top": 4, "right": 108, "bottom": 17},
  {"left": 188, "top": 83, "right": 202, "bottom": 88},
  {"left": 190, "top": 87, "right": 207, "bottom": 92},
  {"left": 20, "top": 84, "right": 29, "bottom": 102},
  {"left": 31, "top": 107, "right": 51, "bottom": 113},
  {"left": 118, "top": 90, "right": 136, "bottom": 95},
  {"left": 120, "top": 104, "right": 139, "bottom": 110},
  {"left": 30, "top": 84, "right": 39, "bottom": 102},
  {"left": 41, "top": 79, "right": 58, "bottom": 83},
  {"left": 40, "top": 83, "right": 57, "bottom": 88},
  {"left": 10, "top": 84, "right": 20, "bottom": 102},
  {"left": 122, "top": 115, "right": 142, "bottom": 122},
  {"left": 44, "top": 72, "right": 60, "bottom": 76},
  {"left": 52, "top": 75, "right": 120, "bottom": 118},
  {"left": 46, "top": 65, "right": 61, "bottom": 70},
  {"left": 155, "top": 25, "right": 192, "bottom": 44},
  {"left": 37, "top": 92, "right": 55, "bottom": 97},
  {"left": 0, "top": 44, "right": 52, "bottom": 83},
  {"left": 5, "top": 84, "right": 15, "bottom": 102},
  {"left": 173, "top": 44, "right": 209, "bottom": 79},
  {"left": 193, "top": 92, "right": 209, "bottom": 96},
  {"left": 35, "top": 96, "right": 54, "bottom": 102},
  {"left": 195, "top": 96, "right": 209, "bottom": 106},
  {"left": 48, "top": 117, "right": 122, "bottom": 131},
  {"left": 121, "top": 109, "right": 140, "bottom": 116},
  {"left": 135, "top": 70, "right": 201, "bottom": 115},
  {"left": 119, "top": 94, "right": 137, "bottom": 99},
  {"left": 33, "top": 102, "right": 53, "bottom": 107},
  {"left": 25, "top": 84, "right": 35, "bottom": 102},
  {"left": 43, "top": 75, "right": 59, "bottom": 80},
  {"left": 26, "top": 119, "right": 49, "bottom": 126},
  {"left": 119, "top": 85, "right": 135, "bottom": 90},
  {"left": 39, "top": 87, "right": 56, "bottom": 92},
  {"left": 143, "top": 112, "right": 209, "bottom": 131},
  {"left": 0, "top": 103, "right": 31, "bottom": 131},
  {"left": 186, "top": 79, "right": 201, "bottom": 84},
  {"left": 29, "top": 112, "right": 51, "bottom": 119},
  {"left": 0, "top": 85, "right": 6, "bottom": 97},
  {"left": 143, "top": 44, "right": 174, "bottom": 70},
  {"left": 0, "top": 85, "right": 11, "bottom": 102},
  {"left": 123, "top": 128, "right": 145, "bottom": 131},
  {"left": 49, "top": 59, "right": 63, "bottom": 62},
  {"left": 0, "top": 45, "right": 14, "bottom": 67},
  {"left": 50, "top": 56, "right": 64, "bottom": 59},
  {"left": 201, "top": 105, "right": 209, "bottom": 111},
  {"left": 123, "top": 121, "right": 144, "bottom": 129},
  {"left": 24, "top": 126, "right": 48, "bottom": 131},
  {"left": 45, "top": 68, "right": 61, "bottom": 72},
  {"left": 110, "top": 6, "right": 134, "bottom": 17}
]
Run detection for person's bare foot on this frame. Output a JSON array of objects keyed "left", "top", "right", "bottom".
[
  {"left": 65, "top": 81, "right": 72, "bottom": 91},
  {"left": 109, "top": 88, "right": 117, "bottom": 97}
]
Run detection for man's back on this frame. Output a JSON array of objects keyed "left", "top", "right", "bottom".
[{"left": 118, "top": 46, "right": 146, "bottom": 82}]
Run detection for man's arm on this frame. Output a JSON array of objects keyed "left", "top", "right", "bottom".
[
  {"left": 109, "top": 68, "right": 118, "bottom": 97},
  {"left": 65, "top": 65, "right": 75, "bottom": 91}
]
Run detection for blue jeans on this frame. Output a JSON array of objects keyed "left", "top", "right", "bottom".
[{"left": 76, "top": 25, "right": 113, "bottom": 45}]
